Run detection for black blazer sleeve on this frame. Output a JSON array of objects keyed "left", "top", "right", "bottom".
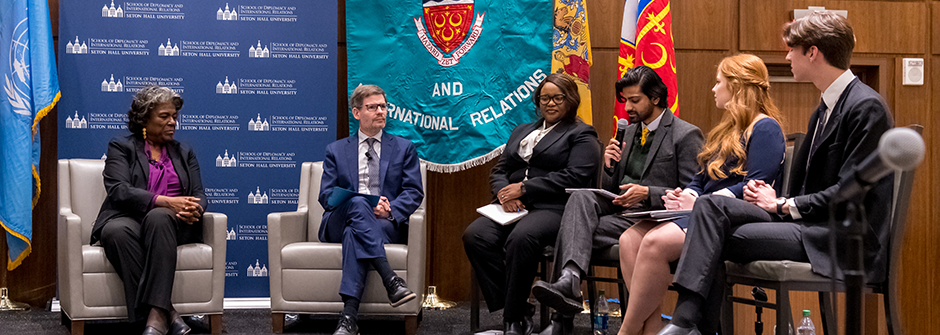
[{"left": 101, "top": 138, "right": 156, "bottom": 216}]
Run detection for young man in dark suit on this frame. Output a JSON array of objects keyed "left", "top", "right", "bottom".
[
  {"left": 657, "top": 12, "right": 893, "bottom": 335},
  {"left": 532, "top": 66, "right": 704, "bottom": 334},
  {"left": 319, "top": 85, "right": 425, "bottom": 335}
]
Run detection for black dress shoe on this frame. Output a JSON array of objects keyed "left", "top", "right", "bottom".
[
  {"left": 656, "top": 323, "right": 701, "bottom": 335},
  {"left": 504, "top": 319, "right": 533, "bottom": 335},
  {"left": 531, "top": 272, "right": 583, "bottom": 315},
  {"left": 142, "top": 326, "right": 166, "bottom": 335},
  {"left": 333, "top": 314, "right": 359, "bottom": 335},
  {"left": 386, "top": 276, "right": 416, "bottom": 307},
  {"left": 168, "top": 315, "right": 191, "bottom": 335}
]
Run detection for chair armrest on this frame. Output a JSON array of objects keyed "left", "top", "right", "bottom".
[
  {"left": 201, "top": 212, "right": 227, "bottom": 250},
  {"left": 268, "top": 209, "right": 309, "bottom": 309},
  {"left": 406, "top": 208, "right": 427, "bottom": 298},
  {"left": 57, "top": 210, "right": 85, "bottom": 312},
  {"left": 201, "top": 212, "right": 227, "bottom": 311},
  {"left": 268, "top": 210, "right": 309, "bottom": 251}
]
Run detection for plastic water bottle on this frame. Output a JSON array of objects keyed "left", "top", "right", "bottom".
[
  {"left": 797, "top": 310, "right": 816, "bottom": 335},
  {"left": 593, "top": 289, "right": 609, "bottom": 335}
]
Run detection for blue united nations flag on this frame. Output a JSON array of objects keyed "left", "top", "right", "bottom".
[
  {"left": 1, "top": 0, "right": 60, "bottom": 270},
  {"left": 347, "top": 0, "right": 552, "bottom": 172}
]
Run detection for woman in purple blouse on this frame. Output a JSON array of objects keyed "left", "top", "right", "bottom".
[{"left": 92, "top": 85, "right": 206, "bottom": 335}]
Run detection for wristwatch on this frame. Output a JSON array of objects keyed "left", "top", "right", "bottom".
[
  {"left": 388, "top": 214, "right": 398, "bottom": 225},
  {"left": 776, "top": 197, "right": 787, "bottom": 215},
  {"left": 519, "top": 181, "right": 526, "bottom": 195}
]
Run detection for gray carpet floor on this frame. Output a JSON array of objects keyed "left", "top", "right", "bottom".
[{"left": 0, "top": 301, "right": 625, "bottom": 334}]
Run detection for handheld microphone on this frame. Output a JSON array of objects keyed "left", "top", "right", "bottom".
[
  {"left": 834, "top": 127, "right": 924, "bottom": 203},
  {"left": 614, "top": 119, "right": 630, "bottom": 145},
  {"left": 365, "top": 151, "right": 373, "bottom": 160}
]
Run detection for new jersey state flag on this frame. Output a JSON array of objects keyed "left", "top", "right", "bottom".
[
  {"left": 615, "top": 0, "right": 677, "bottom": 134},
  {"left": 1, "top": 0, "right": 60, "bottom": 270},
  {"left": 551, "top": 0, "right": 592, "bottom": 125}
]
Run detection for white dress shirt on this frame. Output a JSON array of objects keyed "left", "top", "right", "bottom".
[{"left": 357, "top": 129, "right": 383, "bottom": 194}]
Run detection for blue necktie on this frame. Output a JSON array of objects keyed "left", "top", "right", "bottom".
[{"left": 366, "top": 138, "right": 380, "bottom": 195}]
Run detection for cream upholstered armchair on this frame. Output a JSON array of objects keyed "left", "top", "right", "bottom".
[
  {"left": 57, "top": 158, "right": 227, "bottom": 334},
  {"left": 267, "top": 161, "right": 427, "bottom": 334}
]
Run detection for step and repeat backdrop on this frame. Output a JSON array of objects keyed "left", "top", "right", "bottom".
[{"left": 57, "top": 1, "right": 337, "bottom": 298}]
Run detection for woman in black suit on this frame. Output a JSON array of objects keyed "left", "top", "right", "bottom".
[
  {"left": 463, "top": 73, "right": 600, "bottom": 335},
  {"left": 93, "top": 85, "right": 205, "bottom": 335}
]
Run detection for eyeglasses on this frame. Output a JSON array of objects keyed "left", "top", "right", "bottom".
[
  {"left": 539, "top": 94, "right": 566, "bottom": 105},
  {"left": 361, "top": 103, "right": 388, "bottom": 112}
]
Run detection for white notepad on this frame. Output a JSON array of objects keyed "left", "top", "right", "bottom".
[{"left": 476, "top": 204, "right": 528, "bottom": 225}]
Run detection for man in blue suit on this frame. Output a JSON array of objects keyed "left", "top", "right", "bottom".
[{"left": 318, "top": 84, "right": 424, "bottom": 335}]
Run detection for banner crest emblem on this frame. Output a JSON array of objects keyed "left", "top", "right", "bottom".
[{"left": 414, "top": 0, "right": 484, "bottom": 67}]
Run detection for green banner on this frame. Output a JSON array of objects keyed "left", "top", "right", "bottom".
[{"left": 347, "top": 0, "right": 552, "bottom": 172}]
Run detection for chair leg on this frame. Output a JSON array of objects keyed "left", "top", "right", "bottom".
[
  {"left": 210, "top": 314, "right": 222, "bottom": 335},
  {"left": 539, "top": 258, "right": 550, "bottom": 331},
  {"left": 776, "top": 287, "right": 791, "bottom": 335},
  {"left": 586, "top": 265, "right": 597, "bottom": 331},
  {"left": 884, "top": 289, "right": 898, "bottom": 335},
  {"left": 405, "top": 315, "right": 418, "bottom": 335},
  {"left": 616, "top": 268, "right": 627, "bottom": 318},
  {"left": 272, "top": 312, "right": 285, "bottom": 334},
  {"left": 818, "top": 292, "right": 836, "bottom": 335},
  {"left": 70, "top": 320, "right": 84, "bottom": 335},
  {"left": 720, "top": 283, "right": 734, "bottom": 335},
  {"left": 470, "top": 268, "right": 481, "bottom": 332}
]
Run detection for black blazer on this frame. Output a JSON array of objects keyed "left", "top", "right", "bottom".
[
  {"left": 491, "top": 118, "right": 600, "bottom": 210},
  {"left": 91, "top": 135, "right": 207, "bottom": 245},
  {"left": 790, "top": 78, "right": 893, "bottom": 282},
  {"left": 602, "top": 110, "right": 704, "bottom": 210}
]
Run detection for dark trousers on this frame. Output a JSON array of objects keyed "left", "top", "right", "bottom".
[
  {"left": 553, "top": 191, "right": 634, "bottom": 277},
  {"left": 321, "top": 196, "right": 400, "bottom": 300},
  {"left": 463, "top": 208, "right": 562, "bottom": 322},
  {"left": 99, "top": 207, "right": 200, "bottom": 322},
  {"left": 673, "top": 195, "right": 809, "bottom": 319}
]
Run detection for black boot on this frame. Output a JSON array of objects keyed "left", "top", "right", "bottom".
[{"left": 531, "top": 272, "right": 582, "bottom": 314}]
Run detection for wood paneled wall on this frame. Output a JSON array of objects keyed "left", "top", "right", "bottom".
[{"left": 7, "top": 2, "right": 935, "bottom": 335}]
